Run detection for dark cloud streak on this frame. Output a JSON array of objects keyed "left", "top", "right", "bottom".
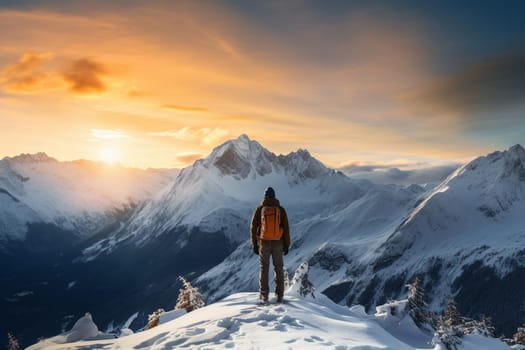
[
  {"left": 414, "top": 51, "right": 525, "bottom": 116},
  {"left": 61, "top": 58, "right": 107, "bottom": 93}
]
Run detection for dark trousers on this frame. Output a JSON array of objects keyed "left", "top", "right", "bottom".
[{"left": 259, "top": 239, "right": 284, "bottom": 298}]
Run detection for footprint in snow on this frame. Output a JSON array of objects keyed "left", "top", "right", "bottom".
[
  {"left": 216, "top": 318, "right": 240, "bottom": 333},
  {"left": 273, "top": 306, "right": 285, "bottom": 313},
  {"left": 278, "top": 315, "right": 303, "bottom": 328},
  {"left": 272, "top": 324, "right": 287, "bottom": 332},
  {"left": 304, "top": 335, "right": 325, "bottom": 343},
  {"left": 185, "top": 327, "right": 205, "bottom": 336}
]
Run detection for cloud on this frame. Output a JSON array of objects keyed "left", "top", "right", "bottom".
[
  {"left": 91, "top": 129, "right": 128, "bottom": 139},
  {"left": 339, "top": 161, "right": 424, "bottom": 173},
  {"left": 149, "top": 127, "right": 229, "bottom": 145},
  {"left": 0, "top": 53, "right": 111, "bottom": 95},
  {"left": 149, "top": 127, "right": 194, "bottom": 140},
  {"left": 61, "top": 58, "right": 107, "bottom": 93},
  {"left": 340, "top": 163, "right": 460, "bottom": 186},
  {"left": 0, "top": 52, "right": 62, "bottom": 92},
  {"left": 174, "top": 153, "right": 202, "bottom": 165},
  {"left": 410, "top": 51, "right": 525, "bottom": 117},
  {"left": 162, "top": 104, "right": 208, "bottom": 113},
  {"left": 200, "top": 127, "right": 229, "bottom": 144}
]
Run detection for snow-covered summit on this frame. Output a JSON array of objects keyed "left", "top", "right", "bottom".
[
  {"left": 27, "top": 293, "right": 509, "bottom": 350},
  {"left": 192, "top": 134, "right": 330, "bottom": 182}
]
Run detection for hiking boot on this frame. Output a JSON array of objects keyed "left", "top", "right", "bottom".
[
  {"left": 276, "top": 295, "right": 284, "bottom": 303},
  {"left": 259, "top": 294, "right": 269, "bottom": 302}
]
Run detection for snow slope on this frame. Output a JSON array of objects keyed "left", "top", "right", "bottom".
[
  {"left": 27, "top": 292, "right": 510, "bottom": 350},
  {"left": 0, "top": 153, "right": 177, "bottom": 242}
]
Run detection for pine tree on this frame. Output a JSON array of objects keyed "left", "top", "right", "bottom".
[
  {"left": 464, "top": 315, "right": 495, "bottom": 337},
  {"left": 175, "top": 276, "right": 205, "bottom": 312},
  {"left": 432, "top": 299, "right": 466, "bottom": 350},
  {"left": 146, "top": 308, "right": 165, "bottom": 330},
  {"left": 444, "top": 299, "right": 464, "bottom": 328},
  {"left": 433, "top": 315, "right": 462, "bottom": 350},
  {"left": 405, "top": 277, "right": 431, "bottom": 327},
  {"left": 513, "top": 324, "right": 525, "bottom": 345},
  {"left": 7, "top": 333, "right": 20, "bottom": 350}
]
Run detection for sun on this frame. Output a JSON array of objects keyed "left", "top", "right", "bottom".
[{"left": 100, "top": 148, "right": 119, "bottom": 164}]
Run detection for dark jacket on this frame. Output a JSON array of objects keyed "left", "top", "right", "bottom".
[{"left": 250, "top": 197, "right": 290, "bottom": 249}]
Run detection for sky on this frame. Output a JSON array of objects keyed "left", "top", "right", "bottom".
[{"left": 1, "top": 0, "right": 524, "bottom": 169}]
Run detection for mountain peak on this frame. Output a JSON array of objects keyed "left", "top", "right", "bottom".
[
  {"left": 507, "top": 144, "right": 525, "bottom": 158},
  {"left": 236, "top": 133, "right": 251, "bottom": 142},
  {"left": 204, "top": 135, "right": 273, "bottom": 179},
  {"left": 181, "top": 135, "right": 332, "bottom": 183},
  {"left": 5, "top": 152, "right": 57, "bottom": 163}
]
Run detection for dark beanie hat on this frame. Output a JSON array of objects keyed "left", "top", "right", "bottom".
[{"left": 264, "top": 187, "right": 275, "bottom": 198}]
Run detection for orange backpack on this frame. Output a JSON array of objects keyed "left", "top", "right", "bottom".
[{"left": 260, "top": 206, "right": 283, "bottom": 240}]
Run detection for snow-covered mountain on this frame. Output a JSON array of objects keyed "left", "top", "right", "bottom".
[
  {"left": 6, "top": 138, "right": 525, "bottom": 347},
  {"left": 0, "top": 155, "right": 177, "bottom": 348},
  {"left": 2, "top": 135, "right": 380, "bottom": 348},
  {"left": 27, "top": 292, "right": 510, "bottom": 350},
  {"left": 197, "top": 144, "right": 525, "bottom": 337},
  {"left": 367, "top": 144, "right": 525, "bottom": 333},
  {"left": 81, "top": 134, "right": 369, "bottom": 259},
  {"left": 0, "top": 153, "right": 177, "bottom": 243}
]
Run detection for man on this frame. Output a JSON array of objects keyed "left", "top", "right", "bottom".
[{"left": 250, "top": 187, "right": 290, "bottom": 303}]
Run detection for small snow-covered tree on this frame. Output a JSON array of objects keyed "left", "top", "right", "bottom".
[
  {"left": 433, "top": 315, "right": 463, "bottom": 350},
  {"left": 289, "top": 262, "right": 315, "bottom": 298},
  {"left": 146, "top": 308, "right": 165, "bottom": 330},
  {"left": 464, "top": 314, "right": 495, "bottom": 337},
  {"left": 7, "top": 333, "right": 20, "bottom": 350},
  {"left": 175, "top": 276, "right": 205, "bottom": 312},
  {"left": 432, "top": 299, "right": 469, "bottom": 350},
  {"left": 444, "top": 299, "right": 464, "bottom": 328},
  {"left": 513, "top": 324, "right": 525, "bottom": 345},
  {"left": 405, "top": 277, "right": 432, "bottom": 327}
]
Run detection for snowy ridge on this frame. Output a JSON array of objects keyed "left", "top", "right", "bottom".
[
  {"left": 0, "top": 154, "right": 177, "bottom": 241},
  {"left": 376, "top": 144, "right": 525, "bottom": 274},
  {"left": 27, "top": 293, "right": 509, "bottom": 350}
]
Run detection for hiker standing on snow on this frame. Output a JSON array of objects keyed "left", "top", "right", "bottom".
[{"left": 251, "top": 187, "right": 290, "bottom": 303}]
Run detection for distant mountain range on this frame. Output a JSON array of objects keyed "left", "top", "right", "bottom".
[{"left": 2, "top": 135, "right": 524, "bottom": 347}]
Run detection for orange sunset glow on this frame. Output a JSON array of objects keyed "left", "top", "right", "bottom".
[{"left": 1, "top": 1, "right": 524, "bottom": 169}]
